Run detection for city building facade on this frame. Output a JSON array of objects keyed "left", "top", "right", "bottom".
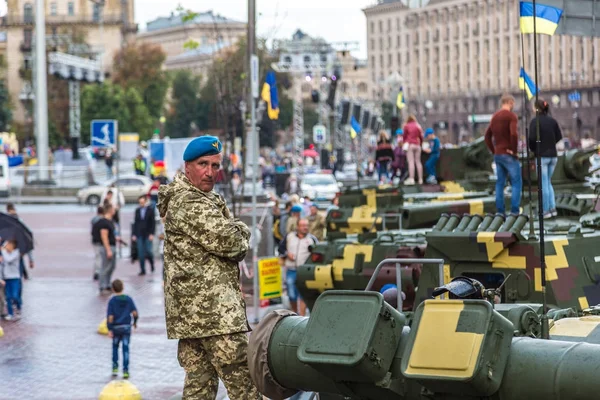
[
  {"left": 137, "top": 10, "right": 246, "bottom": 78},
  {"left": 4, "top": 0, "right": 136, "bottom": 125},
  {"left": 364, "top": 0, "right": 600, "bottom": 142}
]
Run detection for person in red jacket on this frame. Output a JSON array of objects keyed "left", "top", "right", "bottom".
[
  {"left": 402, "top": 115, "right": 424, "bottom": 185},
  {"left": 484, "top": 94, "right": 521, "bottom": 216}
]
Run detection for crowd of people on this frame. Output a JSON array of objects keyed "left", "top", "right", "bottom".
[{"left": 369, "top": 116, "right": 441, "bottom": 185}]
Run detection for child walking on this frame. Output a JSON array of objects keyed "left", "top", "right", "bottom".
[
  {"left": 0, "top": 239, "right": 21, "bottom": 321},
  {"left": 106, "top": 279, "right": 138, "bottom": 379}
]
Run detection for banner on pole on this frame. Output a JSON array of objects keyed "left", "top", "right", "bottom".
[{"left": 258, "top": 257, "right": 282, "bottom": 300}]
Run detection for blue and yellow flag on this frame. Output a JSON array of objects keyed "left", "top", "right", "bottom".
[
  {"left": 519, "top": 67, "right": 538, "bottom": 100},
  {"left": 519, "top": 1, "right": 563, "bottom": 36},
  {"left": 396, "top": 86, "right": 405, "bottom": 110},
  {"left": 261, "top": 71, "right": 280, "bottom": 120},
  {"left": 350, "top": 116, "right": 361, "bottom": 139}
]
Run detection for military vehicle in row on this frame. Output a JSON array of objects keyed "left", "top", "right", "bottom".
[
  {"left": 300, "top": 191, "right": 600, "bottom": 314},
  {"left": 328, "top": 144, "right": 600, "bottom": 236},
  {"left": 249, "top": 287, "right": 600, "bottom": 400}
]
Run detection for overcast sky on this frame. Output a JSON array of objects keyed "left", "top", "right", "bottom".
[{"left": 0, "top": 1, "right": 371, "bottom": 58}]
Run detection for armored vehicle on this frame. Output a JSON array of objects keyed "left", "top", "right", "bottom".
[{"left": 249, "top": 289, "right": 600, "bottom": 400}]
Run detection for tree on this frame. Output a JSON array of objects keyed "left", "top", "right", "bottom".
[
  {"left": 123, "top": 87, "right": 155, "bottom": 140},
  {"left": 165, "top": 71, "right": 200, "bottom": 138},
  {"left": 0, "top": 80, "right": 12, "bottom": 132},
  {"left": 112, "top": 42, "right": 169, "bottom": 120},
  {"left": 81, "top": 83, "right": 155, "bottom": 143},
  {"left": 382, "top": 101, "right": 394, "bottom": 131}
]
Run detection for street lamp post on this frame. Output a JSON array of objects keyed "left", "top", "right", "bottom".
[{"left": 34, "top": 0, "right": 49, "bottom": 180}]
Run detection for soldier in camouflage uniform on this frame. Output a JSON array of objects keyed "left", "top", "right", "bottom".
[{"left": 158, "top": 136, "right": 261, "bottom": 399}]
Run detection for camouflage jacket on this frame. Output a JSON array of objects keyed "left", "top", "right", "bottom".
[{"left": 158, "top": 173, "right": 251, "bottom": 339}]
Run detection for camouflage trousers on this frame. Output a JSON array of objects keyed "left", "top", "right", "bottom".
[{"left": 177, "top": 332, "right": 261, "bottom": 400}]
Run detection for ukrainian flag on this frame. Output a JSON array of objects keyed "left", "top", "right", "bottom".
[
  {"left": 350, "top": 116, "right": 361, "bottom": 139},
  {"left": 396, "top": 86, "right": 406, "bottom": 110},
  {"left": 519, "top": 67, "right": 539, "bottom": 100},
  {"left": 261, "top": 71, "right": 280, "bottom": 120},
  {"left": 519, "top": 1, "right": 563, "bottom": 36}
]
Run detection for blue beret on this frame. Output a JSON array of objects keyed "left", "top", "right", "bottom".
[
  {"left": 424, "top": 128, "right": 434, "bottom": 137},
  {"left": 291, "top": 205, "right": 302, "bottom": 213},
  {"left": 396, "top": 128, "right": 403, "bottom": 135},
  {"left": 183, "top": 135, "right": 222, "bottom": 161}
]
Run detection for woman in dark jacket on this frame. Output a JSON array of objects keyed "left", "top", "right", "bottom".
[
  {"left": 528, "top": 99, "right": 563, "bottom": 219},
  {"left": 375, "top": 131, "right": 394, "bottom": 184}
]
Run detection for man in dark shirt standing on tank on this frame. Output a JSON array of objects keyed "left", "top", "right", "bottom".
[{"left": 485, "top": 94, "right": 522, "bottom": 216}]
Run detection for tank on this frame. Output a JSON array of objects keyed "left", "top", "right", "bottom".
[
  {"left": 297, "top": 231, "right": 427, "bottom": 310},
  {"left": 523, "top": 145, "right": 600, "bottom": 193},
  {"left": 416, "top": 205, "right": 600, "bottom": 312},
  {"left": 249, "top": 290, "right": 600, "bottom": 400}
]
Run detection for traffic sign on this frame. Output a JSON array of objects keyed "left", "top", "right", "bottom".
[
  {"left": 91, "top": 120, "right": 118, "bottom": 148},
  {"left": 313, "top": 124, "right": 327, "bottom": 144}
]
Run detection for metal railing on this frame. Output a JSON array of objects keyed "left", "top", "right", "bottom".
[{"left": 365, "top": 258, "right": 446, "bottom": 312}]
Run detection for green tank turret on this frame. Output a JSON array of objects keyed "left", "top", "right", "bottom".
[
  {"left": 249, "top": 290, "right": 600, "bottom": 400},
  {"left": 523, "top": 146, "right": 600, "bottom": 192},
  {"left": 416, "top": 206, "right": 600, "bottom": 312},
  {"left": 297, "top": 232, "right": 427, "bottom": 311}
]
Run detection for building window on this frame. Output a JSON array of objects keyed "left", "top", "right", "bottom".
[
  {"left": 397, "top": 35, "right": 400, "bottom": 47},
  {"left": 388, "top": 53, "right": 392, "bottom": 67},
  {"left": 396, "top": 17, "right": 400, "bottom": 30},
  {"left": 371, "top": 39, "right": 375, "bottom": 50},
  {"left": 388, "top": 36, "right": 391, "bottom": 49},
  {"left": 371, "top": 56, "right": 375, "bottom": 68},
  {"left": 387, "top": 19, "right": 391, "bottom": 32},
  {"left": 93, "top": 3, "right": 101, "bottom": 22},
  {"left": 24, "top": 3, "right": 33, "bottom": 23},
  {"left": 24, "top": 29, "right": 33, "bottom": 45},
  {"left": 358, "top": 83, "right": 368, "bottom": 93},
  {"left": 50, "top": 2, "right": 57, "bottom": 16},
  {"left": 68, "top": 2, "right": 74, "bottom": 16},
  {"left": 370, "top": 22, "right": 374, "bottom": 34},
  {"left": 379, "top": 20, "right": 383, "bottom": 33},
  {"left": 397, "top": 52, "right": 401, "bottom": 65}
]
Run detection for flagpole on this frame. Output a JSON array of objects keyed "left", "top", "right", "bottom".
[
  {"left": 532, "top": 0, "right": 549, "bottom": 340},
  {"left": 520, "top": 33, "right": 536, "bottom": 238}
]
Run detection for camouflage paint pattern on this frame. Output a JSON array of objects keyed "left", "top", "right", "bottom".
[
  {"left": 417, "top": 207, "right": 600, "bottom": 312},
  {"left": 297, "top": 232, "right": 427, "bottom": 310},
  {"left": 178, "top": 333, "right": 261, "bottom": 399},
  {"left": 158, "top": 173, "right": 251, "bottom": 339}
]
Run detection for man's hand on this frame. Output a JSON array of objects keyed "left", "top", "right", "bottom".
[
  {"left": 0, "top": 279, "right": 5, "bottom": 287},
  {"left": 108, "top": 330, "right": 114, "bottom": 338},
  {"left": 29, "top": 261, "right": 34, "bottom": 269},
  {"left": 287, "top": 253, "right": 296, "bottom": 261},
  {"left": 506, "top": 149, "right": 514, "bottom": 155},
  {"left": 107, "top": 249, "right": 113, "bottom": 260},
  {"left": 132, "top": 235, "right": 137, "bottom": 242},
  {"left": 133, "top": 323, "right": 137, "bottom": 330},
  {"left": 149, "top": 234, "right": 154, "bottom": 242}
]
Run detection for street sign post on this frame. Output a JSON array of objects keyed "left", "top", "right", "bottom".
[
  {"left": 91, "top": 120, "right": 118, "bottom": 149},
  {"left": 313, "top": 124, "right": 327, "bottom": 144}
]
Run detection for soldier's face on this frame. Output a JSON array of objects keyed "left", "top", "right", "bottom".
[{"left": 186, "top": 154, "right": 222, "bottom": 192}]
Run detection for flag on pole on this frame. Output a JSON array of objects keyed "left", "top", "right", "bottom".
[
  {"left": 519, "top": 1, "right": 563, "bottom": 36},
  {"left": 350, "top": 116, "right": 361, "bottom": 139},
  {"left": 519, "top": 67, "right": 538, "bottom": 100},
  {"left": 396, "top": 86, "right": 406, "bottom": 110},
  {"left": 261, "top": 71, "right": 280, "bottom": 120}
]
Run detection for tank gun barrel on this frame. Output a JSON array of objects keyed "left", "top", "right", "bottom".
[
  {"left": 250, "top": 292, "right": 600, "bottom": 400},
  {"left": 561, "top": 146, "right": 600, "bottom": 181}
]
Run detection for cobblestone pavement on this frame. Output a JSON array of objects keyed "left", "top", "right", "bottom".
[{"left": 0, "top": 205, "right": 233, "bottom": 400}]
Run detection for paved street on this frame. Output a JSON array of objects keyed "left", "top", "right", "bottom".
[{"left": 0, "top": 205, "right": 232, "bottom": 400}]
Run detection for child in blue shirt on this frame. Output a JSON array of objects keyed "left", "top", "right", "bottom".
[
  {"left": 0, "top": 239, "right": 22, "bottom": 320},
  {"left": 107, "top": 279, "right": 138, "bottom": 379},
  {"left": 423, "top": 128, "right": 441, "bottom": 184}
]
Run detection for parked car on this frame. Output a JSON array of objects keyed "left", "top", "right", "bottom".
[
  {"left": 300, "top": 173, "right": 342, "bottom": 201},
  {"left": 77, "top": 175, "right": 153, "bottom": 205}
]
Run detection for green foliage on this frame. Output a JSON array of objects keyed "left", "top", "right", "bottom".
[
  {"left": 183, "top": 39, "right": 200, "bottom": 50},
  {"left": 165, "top": 70, "right": 200, "bottom": 138},
  {"left": 81, "top": 83, "right": 154, "bottom": 143},
  {"left": 112, "top": 42, "right": 169, "bottom": 120},
  {"left": 277, "top": 96, "right": 293, "bottom": 131},
  {"left": 0, "top": 80, "right": 13, "bottom": 132}
]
